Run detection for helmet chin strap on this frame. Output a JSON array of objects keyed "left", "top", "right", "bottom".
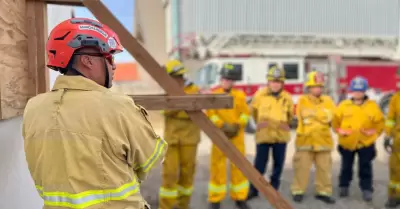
[{"left": 103, "top": 58, "right": 111, "bottom": 88}]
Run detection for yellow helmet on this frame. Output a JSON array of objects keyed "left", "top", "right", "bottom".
[
  {"left": 305, "top": 71, "right": 325, "bottom": 87},
  {"left": 267, "top": 66, "right": 285, "bottom": 81},
  {"left": 164, "top": 59, "right": 187, "bottom": 76}
]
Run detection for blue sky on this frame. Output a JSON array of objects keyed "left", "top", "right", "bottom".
[{"left": 74, "top": 0, "right": 135, "bottom": 63}]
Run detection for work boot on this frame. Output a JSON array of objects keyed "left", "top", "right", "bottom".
[
  {"left": 209, "top": 202, "right": 221, "bottom": 209},
  {"left": 247, "top": 191, "right": 258, "bottom": 201},
  {"left": 292, "top": 194, "right": 304, "bottom": 203},
  {"left": 315, "top": 195, "right": 336, "bottom": 204},
  {"left": 385, "top": 198, "right": 400, "bottom": 208},
  {"left": 362, "top": 190, "right": 373, "bottom": 202},
  {"left": 339, "top": 187, "right": 349, "bottom": 197},
  {"left": 235, "top": 201, "right": 250, "bottom": 209}
]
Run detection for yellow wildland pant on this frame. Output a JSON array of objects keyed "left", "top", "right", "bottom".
[
  {"left": 159, "top": 145, "right": 198, "bottom": 209},
  {"left": 208, "top": 134, "right": 249, "bottom": 203},
  {"left": 291, "top": 151, "right": 333, "bottom": 196}
]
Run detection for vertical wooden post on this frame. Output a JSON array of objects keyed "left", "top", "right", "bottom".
[
  {"left": 35, "top": 1, "right": 49, "bottom": 93},
  {"left": 27, "top": 0, "right": 48, "bottom": 97}
]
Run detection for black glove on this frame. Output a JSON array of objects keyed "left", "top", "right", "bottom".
[
  {"left": 384, "top": 136, "right": 393, "bottom": 154},
  {"left": 221, "top": 123, "right": 240, "bottom": 139}
]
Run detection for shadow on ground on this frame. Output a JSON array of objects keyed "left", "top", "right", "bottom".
[{"left": 141, "top": 153, "right": 390, "bottom": 209}]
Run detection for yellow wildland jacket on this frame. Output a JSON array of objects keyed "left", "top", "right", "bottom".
[
  {"left": 162, "top": 82, "right": 201, "bottom": 145},
  {"left": 251, "top": 88, "right": 294, "bottom": 144},
  {"left": 386, "top": 92, "right": 400, "bottom": 151},
  {"left": 295, "top": 94, "right": 336, "bottom": 151},
  {"left": 23, "top": 76, "right": 167, "bottom": 209},
  {"left": 332, "top": 98, "right": 384, "bottom": 151},
  {"left": 207, "top": 87, "right": 250, "bottom": 129}
]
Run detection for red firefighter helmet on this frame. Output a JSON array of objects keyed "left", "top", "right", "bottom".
[{"left": 46, "top": 18, "right": 123, "bottom": 71}]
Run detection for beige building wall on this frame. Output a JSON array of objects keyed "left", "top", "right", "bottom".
[{"left": 133, "top": 0, "right": 168, "bottom": 94}]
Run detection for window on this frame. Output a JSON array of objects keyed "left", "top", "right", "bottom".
[
  {"left": 283, "top": 63, "right": 299, "bottom": 79},
  {"left": 194, "top": 68, "right": 207, "bottom": 87},
  {"left": 207, "top": 63, "right": 220, "bottom": 84},
  {"left": 194, "top": 63, "right": 219, "bottom": 87}
]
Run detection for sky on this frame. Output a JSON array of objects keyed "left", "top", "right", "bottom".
[{"left": 74, "top": 0, "right": 135, "bottom": 63}]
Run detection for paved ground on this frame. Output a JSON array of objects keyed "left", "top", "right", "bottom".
[{"left": 142, "top": 115, "right": 392, "bottom": 209}]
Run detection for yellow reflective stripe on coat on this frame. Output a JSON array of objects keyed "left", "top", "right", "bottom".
[
  {"left": 208, "top": 183, "right": 226, "bottom": 193},
  {"left": 389, "top": 181, "right": 400, "bottom": 188},
  {"left": 135, "top": 137, "right": 167, "bottom": 172},
  {"left": 239, "top": 114, "right": 250, "bottom": 124},
  {"left": 177, "top": 185, "right": 193, "bottom": 196},
  {"left": 159, "top": 187, "right": 178, "bottom": 198},
  {"left": 210, "top": 115, "right": 222, "bottom": 124},
  {"left": 36, "top": 180, "right": 139, "bottom": 209},
  {"left": 386, "top": 119, "right": 395, "bottom": 128},
  {"left": 229, "top": 181, "right": 249, "bottom": 192}
]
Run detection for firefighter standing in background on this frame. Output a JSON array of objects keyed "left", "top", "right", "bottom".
[
  {"left": 23, "top": 18, "right": 167, "bottom": 209},
  {"left": 332, "top": 76, "right": 384, "bottom": 202},
  {"left": 383, "top": 91, "right": 400, "bottom": 208},
  {"left": 207, "top": 64, "right": 251, "bottom": 209},
  {"left": 290, "top": 71, "right": 336, "bottom": 204},
  {"left": 159, "top": 60, "right": 201, "bottom": 209},
  {"left": 247, "top": 66, "right": 294, "bottom": 200}
]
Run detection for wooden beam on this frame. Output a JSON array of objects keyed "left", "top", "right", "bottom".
[
  {"left": 35, "top": 1, "right": 49, "bottom": 93},
  {"left": 26, "top": 1, "right": 38, "bottom": 95},
  {"left": 27, "top": 0, "right": 49, "bottom": 95},
  {"left": 83, "top": 1, "right": 292, "bottom": 208},
  {"left": 130, "top": 94, "right": 233, "bottom": 110},
  {"left": 32, "top": 0, "right": 84, "bottom": 7}
]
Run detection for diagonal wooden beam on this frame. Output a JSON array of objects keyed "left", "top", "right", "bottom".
[
  {"left": 82, "top": 1, "right": 292, "bottom": 208},
  {"left": 131, "top": 94, "right": 233, "bottom": 110}
]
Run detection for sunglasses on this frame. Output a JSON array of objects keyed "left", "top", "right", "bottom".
[{"left": 73, "top": 52, "right": 115, "bottom": 65}]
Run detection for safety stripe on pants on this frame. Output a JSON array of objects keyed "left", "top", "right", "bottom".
[
  {"left": 159, "top": 187, "right": 178, "bottom": 198},
  {"left": 208, "top": 183, "right": 226, "bottom": 193},
  {"left": 230, "top": 181, "right": 249, "bottom": 192},
  {"left": 292, "top": 190, "right": 304, "bottom": 195},
  {"left": 178, "top": 185, "right": 193, "bottom": 196},
  {"left": 36, "top": 180, "right": 139, "bottom": 209}
]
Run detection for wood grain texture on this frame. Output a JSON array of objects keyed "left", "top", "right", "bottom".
[
  {"left": 34, "top": 1, "right": 49, "bottom": 94},
  {"left": 0, "top": 0, "right": 35, "bottom": 119},
  {"left": 83, "top": 1, "right": 292, "bottom": 208},
  {"left": 130, "top": 94, "right": 233, "bottom": 110}
]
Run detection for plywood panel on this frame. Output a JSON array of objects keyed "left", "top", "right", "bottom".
[{"left": 0, "top": 0, "right": 35, "bottom": 119}]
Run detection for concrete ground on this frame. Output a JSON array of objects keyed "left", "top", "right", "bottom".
[{"left": 143, "top": 112, "right": 391, "bottom": 209}]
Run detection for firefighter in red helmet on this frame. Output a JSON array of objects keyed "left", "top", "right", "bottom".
[{"left": 23, "top": 18, "right": 167, "bottom": 209}]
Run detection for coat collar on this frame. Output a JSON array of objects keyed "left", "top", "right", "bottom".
[{"left": 52, "top": 75, "right": 109, "bottom": 93}]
